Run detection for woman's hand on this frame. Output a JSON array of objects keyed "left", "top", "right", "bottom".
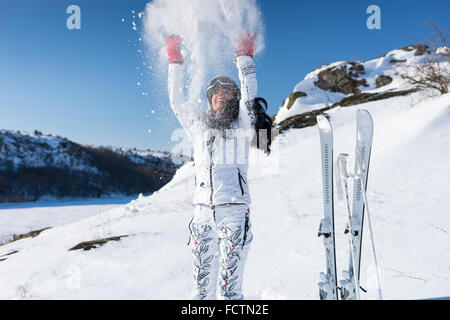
[
  {"left": 166, "top": 34, "right": 184, "bottom": 64},
  {"left": 235, "top": 30, "right": 257, "bottom": 58}
]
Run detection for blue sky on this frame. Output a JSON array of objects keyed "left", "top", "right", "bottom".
[{"left": 0, "top": 0, "right": 448, "bottom": 153}]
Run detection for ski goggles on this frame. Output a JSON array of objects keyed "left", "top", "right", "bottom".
[{"left": 206, "top": 77, "right": 241, "bottom": 101}]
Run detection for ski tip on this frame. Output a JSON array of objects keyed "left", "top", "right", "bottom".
[
  {"left": 316, "top": 114, "right": 332, "bottom": 131},
  {"left": 357, "top": 109, "right": 373, "bottom": 123}
]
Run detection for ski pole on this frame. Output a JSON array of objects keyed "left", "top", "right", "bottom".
[
  {"left": 337, "top": 153, "right": 361, "bottom": 300},
  {"left": 355, "top": 152, "right": 383, "bottom": 300}
]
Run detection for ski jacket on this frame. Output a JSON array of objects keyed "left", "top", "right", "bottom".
[{"left": 168, "top": 55, "right": 257, "bottom": 206}]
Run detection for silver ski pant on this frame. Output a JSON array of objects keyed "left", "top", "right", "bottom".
[{"left": 188, "top": 203, "right": 253, "bottom": 300}]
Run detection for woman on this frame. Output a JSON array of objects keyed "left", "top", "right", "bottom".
[{"left": 166, "top": 31, "right": 265, "bottom": 300}]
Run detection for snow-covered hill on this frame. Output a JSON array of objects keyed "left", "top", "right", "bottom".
[
  {"left": 0, "top": 130, "right": 185, "bottom": 202},
  {"left": 0, "top": 130, "right": 185, "bottom": 171},
  {"left": 0, "top": 130, "right": 99, "bottom": 173},
  {"left": 0, "top": 87, "right": 448, "bottom": 299},
  {"left": 272, "top": 45, "right": 447, "bottom": 132}
]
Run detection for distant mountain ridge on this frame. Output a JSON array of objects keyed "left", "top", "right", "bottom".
[{"left": 0, "top": 130, "right": 188, "bottom": 202}]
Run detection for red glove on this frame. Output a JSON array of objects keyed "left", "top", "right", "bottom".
[
  {"left": 166, "top": 34, "right": 184, "bottom": 64},
  {"left": 235, "top": 30, "right": 257, "bottom": 58}
]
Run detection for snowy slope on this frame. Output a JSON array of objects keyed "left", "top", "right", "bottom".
[{"left": 0, "top": 89, "right": 448, "bottom": 299}]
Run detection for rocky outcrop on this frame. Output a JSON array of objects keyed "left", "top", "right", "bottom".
[
  {"left": 273, "top": 108, "right": 329, "bottom": 132},
  {"left": 389, "top": 58, "right": 407, "bottom": 64},
  {"left": 401, "top": 44, "right": 430, "bottom": 56},
  {"left": 314, "top": 61, "right": 368, "bottom": 94},
  {"left": 332, "top": 88, "right": 418, "bottom": 107},
  {"left": 282, "top": 91, "right": 308, "bottom": 110},
  {"left": 376, "top": 75, "right": 393, "bottom": 88},
  {"left": 69, "top": 235, "right": 129, "bottom": 251},
  {"left": 274, "top": 88, "right": 418, "bottom": 133}
]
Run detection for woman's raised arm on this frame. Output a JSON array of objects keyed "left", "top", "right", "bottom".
[{"left": 166, "top": 34, "right": 196, "bottom": 141}]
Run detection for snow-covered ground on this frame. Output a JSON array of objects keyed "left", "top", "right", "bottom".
[
  {"left": 0, "top": 89, "right": 448, "bottom": 300},
  {"left": 0, "top": 196, "right": 136, "bottom": 246}
]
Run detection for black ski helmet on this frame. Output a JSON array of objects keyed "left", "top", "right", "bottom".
[
  {"left": 204, "top": 76, "right": 241, "bottom": 130},
  {"left": 206, "top": 75, "right": 241, "bottom": 109}
]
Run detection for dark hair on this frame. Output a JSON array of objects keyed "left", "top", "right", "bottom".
[{"left": 250, "top": 97, "right": 272, "bottom": 154}]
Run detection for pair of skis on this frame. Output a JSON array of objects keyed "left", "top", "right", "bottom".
[{"left": 317, "top": 109, "right": 382, "bottom": 300}]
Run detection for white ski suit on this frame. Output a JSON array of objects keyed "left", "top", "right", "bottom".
[{"left": 168, "top": 55, "right": 257, "bottom": 300}]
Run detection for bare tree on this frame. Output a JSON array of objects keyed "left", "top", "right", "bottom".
[{"left": 396, "top": 21, "right": 450, "bottom": 95}]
